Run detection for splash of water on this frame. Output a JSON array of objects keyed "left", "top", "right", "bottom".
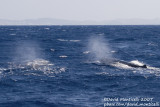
[
  {"left": 1, "top": 40, "right": 67, "bottom": 77},
  {"left": 88, "top": 35, "right": 112, "bottom": 60},
  {"left": 12, "top": 40, "right": 53, "bottom": 72}
]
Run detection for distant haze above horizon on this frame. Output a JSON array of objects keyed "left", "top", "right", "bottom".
[{"left": 0, "top": 0, "right": 160, "bottom": 25}]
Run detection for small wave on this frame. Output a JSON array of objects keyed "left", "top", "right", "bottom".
[
  {"left": 0, "top": 68, "right": 7, "bottom": 74},
  {"left": 59, "top": 55, "right": 68, "bottom": 58},
  {"left": 62, "top": 29, "right": 66, "bottom": 32},
  {"left": 26, "top": 59, "right": 54, "bottom": 66},
  {"left": 69, "top": 40, "right": 81, "bottom": 42},
  {"left": 148, "top": 42, "right": 158, "bottom": 46},
  {"left": 0, "top": 68, "right": 7, "bottom": 71},
  {"left": 95, "top": 72, "right": 109, "bottom": 75},
  {"left": 44, "top": 28, "right": 50, "bottom": 30},
  {"left": 83, "top": 51, "right": 90, "bottom": 54},
  {"left": 50, "top": 49, "right": 55, "bottom": 52},
  {"left": 57, "top": 39, "right": 80, "bottom": 42},
  {"left": 111, "top": 50, "right": 116, "bottom": 53},
  {"left": 54, "top": 67, "right": 66, "bottom": 74},
  {"left": 57, "top": 39, "right": 68, "bottom": 42},
  {"left": 10, "top": 33, "right": 16, "bottom": 36}
]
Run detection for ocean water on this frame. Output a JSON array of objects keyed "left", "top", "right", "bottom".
[{"left": 0, "top": 26, "right": 160, "bottom": 107}]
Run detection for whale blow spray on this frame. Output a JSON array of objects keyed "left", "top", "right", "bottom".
[
  {"left": 14, "top": 40, "right": 42, "bottom": 63},
  {"left": 88, "top": 35, "right": 112, "bottom": 60}
]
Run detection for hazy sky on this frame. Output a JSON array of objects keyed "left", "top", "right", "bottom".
[{"left": 0, "top": 0, "right": 160, "bottom": 21}]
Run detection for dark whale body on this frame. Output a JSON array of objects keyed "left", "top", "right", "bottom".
[
  {"left": 116, "top": 60, "right": 147, "bottom": 68},
  {"left": 100, "top": 59, "right": 147, "bottom": 68}
]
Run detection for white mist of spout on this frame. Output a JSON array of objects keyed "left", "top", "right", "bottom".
[
  {"left": 14, "top": 40, "right": 42, "bottom": 63},
  {"left": 88, "top": 35, "right": 112, "bottom": 60}
]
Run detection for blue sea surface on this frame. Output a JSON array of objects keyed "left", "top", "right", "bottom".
[{"left": 0, "top": 26, "right": 160, "bottom": 107}]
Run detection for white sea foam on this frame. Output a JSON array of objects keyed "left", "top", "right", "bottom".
[
  {"left": 1, "top": 59, "right": 66, "bottom": 77},
  {"left": 44, "top": 28, "right": 50, "bottom": 30},
  {"left": 0, "top": 68, "right": 7, "bottom": 73},
  {"left": 59, "top": 55, "right": 68, "bottom": 58},
  {"left": 69, "top": 40, "right": 81, "bottom": 42},
  {"left": 95, "top": 72, "right": 109, "bottom": 75},
  {"left": 5, "top": 40, "right": 66, "bottom": 76},
  {"left": 111, "top": 50, "right": 116, "bottom": 53},
  {"left": 26, "top": 59, "right": 54, "bottom": 66},
  {"left": 54, "top": 67, "right": 66, "bottom": 74},
  {"left": 60, "top": 67, "right": 65, "bottom": 72},
  {"left": 57, "top": 39, "right": 80, "bottom": 42},
  {"left": 57, "top": 39, "right": 68, "bottom": 42},
  {"left": 98, "top": 33, "right": 105, "bottom": 36},
  {"left": 148, "top": 42, "right": 157, "bottom": 46},
  {"left": 50, "top": 49, "right": 55, "bottom": 52},
  {"left": 0, "top": 68, "right": 7, "bottom": 71},
  {"left": 13, "top": 59, "right": 54, "bottom": 72},
  {"left": 83, "top": 51, "right": 90, "bottom": 54}
]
